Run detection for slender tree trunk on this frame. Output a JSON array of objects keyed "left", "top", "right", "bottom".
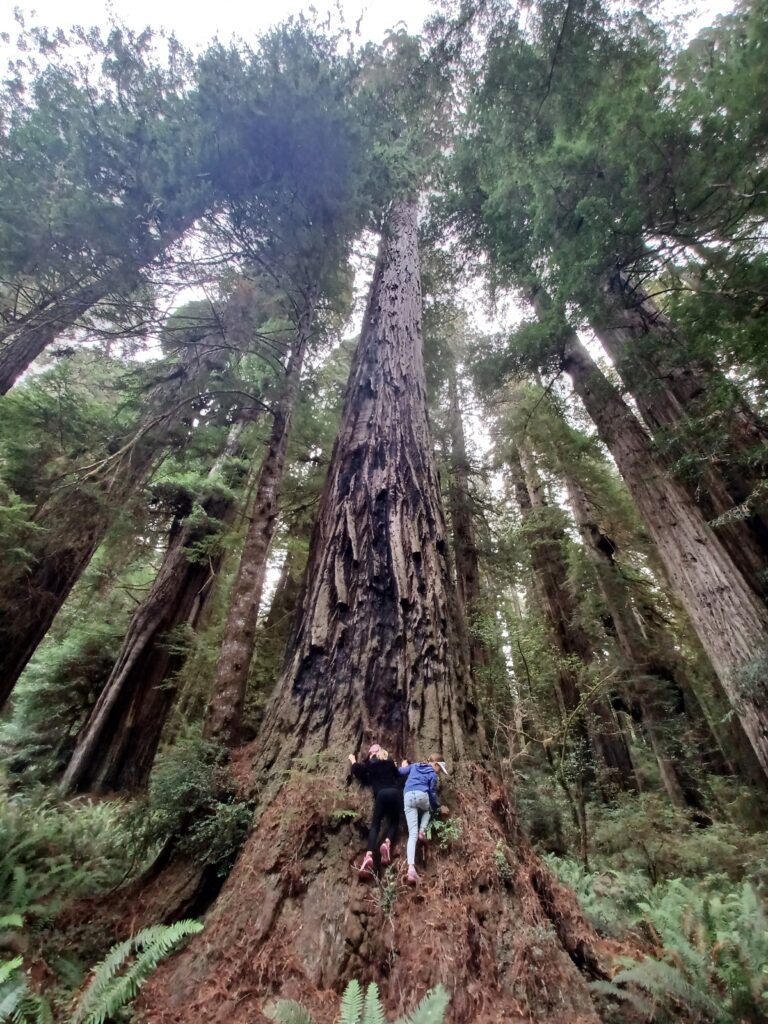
[
  {"left": 0, "top": 271, "right": 139, "bottom": 393},
  {"left": 508, "top": 445, "right": 638, "bottom": 794},
  {"left": 446, "top": 360, "right": 486, "bottom": 676},
  {"left": 61, "top": 425, "right": 246, "bottom": 794},
  {"left": 565, "top": 475, "right": 712, "bottom": 823},
  {"left": 203, "top": 300, "right": 314, "bottom": 744},
  {"left": 548, "top": 295, "right": 768, "bottom": 777},
  {"left": 592, "top": 271, "right": 768, "bottom": 601},
  {"left": 0, "top": 220, "right": 193, "bottom": 393},
  {"left": 0, "top": 338, "right": 228, "bottom": 707},
  {"left": 140, "top": 201, "right": 612, "bottom": 1024}
]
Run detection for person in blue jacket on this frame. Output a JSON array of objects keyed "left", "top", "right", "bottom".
[{"left": 399, "top": 753, "right": 446, "bottom": 885}]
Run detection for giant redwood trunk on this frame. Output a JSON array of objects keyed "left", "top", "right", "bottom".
[
  {"left": 0, "top": 337, "right": 228, "bottom": 707},
  {"left": 60, "top": 425, "right": 246, "bottom": 794},
  {"left": 508, "top": 445, "right": 638, "bottom": 795},
  {"left": 565, "top": 476, "right": 712, "bottom": 823},
  {"left": 553, "top": 303, "right": 768, "bottom": 778},
  {"left": 203, "top": 302, "right": 313, "bottom": 745},
  {"left": 591, "top": 272, "right": 768, "bottom": 602},
  {"left": 139, "top": 200, "right": 614, "bottom": 1024}
]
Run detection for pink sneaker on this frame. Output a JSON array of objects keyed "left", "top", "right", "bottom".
[
  {"left": 358, "top": 852, "right": 374, "bottom": 878},
  {"left": 407, "top": 865, "right": 420, "bottom": 885},
  {"left": 380, "top": 838, "right": 391, "bottom": 865}
]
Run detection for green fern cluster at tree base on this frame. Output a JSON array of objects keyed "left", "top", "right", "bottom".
[{"left": 265, "top": 979, "right": 449, "bottom": 1024}]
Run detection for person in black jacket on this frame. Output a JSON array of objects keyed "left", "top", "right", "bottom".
[{"left": 348, "top": 743, "right": 403, "bottom": 878}]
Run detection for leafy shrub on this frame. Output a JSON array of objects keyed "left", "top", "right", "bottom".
[
  {"left": 131, "top": 732, "right": 253, "bottom": 873},
  {"left": 266, "top": 978, "right": 449, "bottom": 1024}
]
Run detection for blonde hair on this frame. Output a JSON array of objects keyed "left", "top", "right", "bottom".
[{"left": 377, "top": 748, "right": 390, "bottom": 761}]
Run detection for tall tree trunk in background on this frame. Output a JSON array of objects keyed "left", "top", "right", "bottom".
[
  {"left": 140, "top": 200, "right": 612, "bottom": 1024},
  {"left": 446, "top": 360, "right": 486, "bottom": 677},
  {"left": 548, "top": 293, "right": 768, "bottom": 778},
  {"left": 0, "top": 338, "right": 228, "bottom": 707},
  {"left": 203, "top": 300, "right": 314, "bottom": 745},
  {"left": 60, "top": 424, "right": 247, "bottom": 794},
  {"left": 591, "top": 272, "right": 768, "bottom": 602},
  {"left": 508, "top": 445, "right": 638, "bottom": 795},
  {"left": 565, "top": 475, "right": 712, "bottom": 823}
]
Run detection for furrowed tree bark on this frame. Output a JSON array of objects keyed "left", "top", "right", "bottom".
[
  {"left": 549, "top": 297, "right": 768, "bottom": 778},
  {"left": 565, "top": 475, "right": 712, "bottom": 823},
  {"left": 60, "top": 424, "right": 247, "bottom": 794},
  {"left": 0, "top": 337, "right": 228, "bottom": 707},
  {"left": 591, "top": 271, "right": 768, "bottom": 602},
  {"left": 140, "top": 201, "right": 613, "bottom": 1024},
  {"left": 203, "top": 300, "right": 314, "bottom": 745},
  {"left": 508, "top": 444, "right": 638, "bottom": 795}
]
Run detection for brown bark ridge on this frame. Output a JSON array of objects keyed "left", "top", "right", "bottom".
[
  {"left": 0, "top": 336, "right": 228, "bottom": 707},
  {"left": 60, "top": 424, "right": 247, "bottom": 794},
  {"left": 139, "top": 201, "right": 618, "bottom": 1024},
  {"left": 565, "top": 475, "right": 712, "bottom": 824},
  {"left": 553, "top": 303, "right": 768, "bottom": 779},
  {"left": 508, "top": 444, "right": 638, "bottom": 795},
  {"left": 592, "top": 271, "right": 768, "bottom": 602},
  {"left": 203, "top": 301, "right": 314, "bottom": 745}
]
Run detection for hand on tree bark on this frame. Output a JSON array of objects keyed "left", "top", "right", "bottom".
[
  {"left": 401, "top": 759, "right": 409, "bottom": 768},
  {"left": 347, "top": 754, "right": 356, "bottom": 764},
  {"left": 440, "top": 805, "right": 449, "bottom": 817}
]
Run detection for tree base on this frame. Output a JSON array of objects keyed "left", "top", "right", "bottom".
[{"left": 138, "top": 763, "right": 628, "bottom": 1023}]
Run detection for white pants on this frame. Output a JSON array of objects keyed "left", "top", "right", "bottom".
[{"left": 404, "top": 790, "right": 431, "bottom": 866}]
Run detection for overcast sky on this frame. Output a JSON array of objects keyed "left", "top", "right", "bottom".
[{"left": 5, "top": 0, "right": 735, "bottom": 49}]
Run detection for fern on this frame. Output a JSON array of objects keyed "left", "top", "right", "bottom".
[
  {"left": 362, "top": 982, "right": 386, "bottom": 1024},
  {"left": 394, "top": 985, "right": 449, "bottom": 1024},
  {"left": 0, "top": 955, "right": 24, "bottom": 986},
  {"left": 264, "top": 999, "right": 316, "bottom": 1024},
  {"left": 338, "top": 979, "right": 363, "bottom": 1024},
  {"left": 71, "top": 919, "right": 203, "bottom": 1024},
  {"left": 266, "top": 981, "right": 448, "bottom": 1024}
]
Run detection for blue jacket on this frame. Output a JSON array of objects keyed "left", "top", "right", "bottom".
[{"left": 399, "top": 762, "right": 439, "bottom": 811}]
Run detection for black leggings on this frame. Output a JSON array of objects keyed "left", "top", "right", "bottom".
[{"left": 367, "top": 788, "right": 401, "bottom": 853}]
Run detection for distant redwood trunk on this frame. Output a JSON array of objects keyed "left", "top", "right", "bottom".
[
  {"left": 553, "top": 302, "right": 768, "bottom": 778},
  {"left": 446, "top": 361, "right": 486, "bottom": 677},
  {"left": 0, "top": 338, "right": 228, "bottom": 708},
  {"left": 591, "top": 272, "right": 768, "bottom": 602},
  {"left": 507, "top": 446, "right": 638, "bottom": 795},
  {"left": 60, "top": 425, "right": 246, "bottom": 794},
  {"left": 203, "top": 301, "right": 313, "bottom": 745},
  {"left": 565, "top": 475, "right": 711, "bottom": 823},
  {"left": 140, "top": 201, "right": 613, "bottom": 1024}
]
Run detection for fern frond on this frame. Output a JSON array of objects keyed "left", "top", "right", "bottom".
[
  {"left": 0, "top": 956, "right": 23, "bottom": 986},
  {"left": 0, "top": 914, "right": 24, "bottom": 930},
  {"left": 362, "top": 982, "right": 386, "bottom": 1024},
  {"left": 71, "top": 919, "right": 203, "bottom": 1024},
  {"left": 394, "top": 984, "right": 449, "bottom": 1024},
  {"left": 264, "top": 999, "right": 316, "bottom": 1024},
  {"left": 337, "top": 979, "right": 363, "bottom": 1024}
]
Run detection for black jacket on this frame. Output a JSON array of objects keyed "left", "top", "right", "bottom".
[{"left": 350, "top": 757, "right": 402, "bottom": 796}]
